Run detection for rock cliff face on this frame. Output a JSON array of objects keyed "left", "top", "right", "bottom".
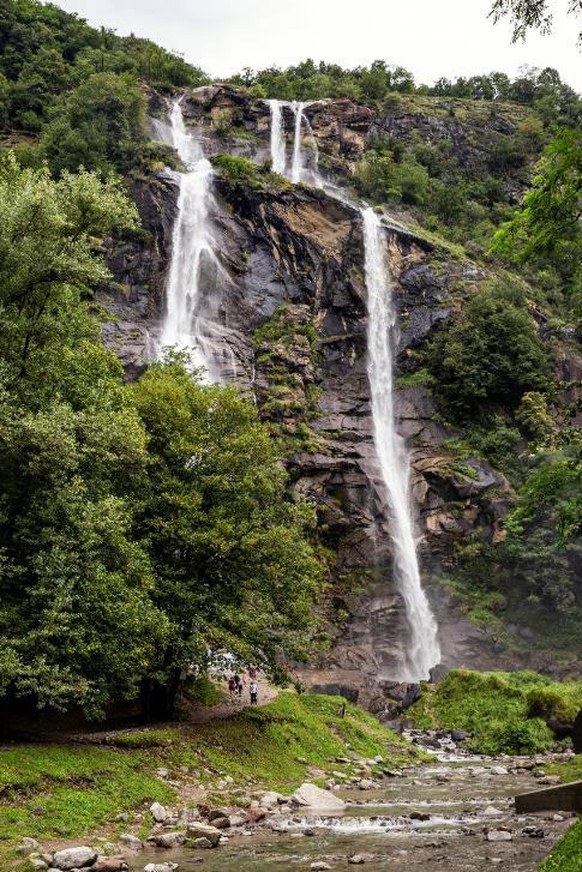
[{"left": 100, "top": 87, "right": 533, "bottom": 706}]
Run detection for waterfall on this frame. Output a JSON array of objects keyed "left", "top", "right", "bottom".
[
  {"left": 290, "top": 100, "right": 306, "bottom": 183},
  {"left": 267, "top": 99, "right": 287, "bottom": 175},
  {"left": 267, "top": 99, "right": 321, "bottom": 186},
  {"left": 159, "top": 101, "right": 221, "bottom": 378},
  {"left": 362, "top": 206, "right": 441, "bottom": 682}
]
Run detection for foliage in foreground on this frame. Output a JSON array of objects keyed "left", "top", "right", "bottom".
[
  {"left": 0, "top": 155, "right": 325, "bottom": 721},
  {"left": 408, "top": 669, "right": 582, "bottom": 755}
]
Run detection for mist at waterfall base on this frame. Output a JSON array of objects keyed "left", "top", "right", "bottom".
[
  {"left": 362, "top": 207, "right": 441, "bottom": 682},
  {"left": 158, "top": 101, "right": 226, "bottom": 380}
]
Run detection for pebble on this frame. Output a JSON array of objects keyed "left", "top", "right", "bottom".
[{"left": 486, "top": 830, "right": 513, "bottom": 842}]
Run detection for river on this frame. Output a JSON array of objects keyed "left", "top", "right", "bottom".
[{"left": 136, "top": 740, "right": 574, "bottom": 872}]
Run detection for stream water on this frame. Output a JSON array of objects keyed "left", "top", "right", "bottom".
[{"left": 135, "top": 749, "right": 573, "bottom": 872}]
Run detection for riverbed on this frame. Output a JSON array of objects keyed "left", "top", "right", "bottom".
[{"left": 136, "top": 748, "right": 575, "bottom": 871}]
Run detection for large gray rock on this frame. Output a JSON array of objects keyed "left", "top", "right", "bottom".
[
  {"left": 143, "top": 864, "right": 178, "bottom": 872},
  {"left": 186, "top": 822, "right": 222, "bottom": 847},
  {"left": 150, "top": 831, "right": 186, "bottom": 849},
  {"left": 92, "top": 859, "right": 129, "bottom": 872},
  {"left": 149, "top": 802, "right": 170, "bottom": 822},
  {"left": 291, "top": 782, "right": 346, "bottom": 810},
  {"left": 119, "top": 834, "right": 143, "bottom": 851},
  {"left": 52, "top": 846, "right": 98, "bottom": 870}
]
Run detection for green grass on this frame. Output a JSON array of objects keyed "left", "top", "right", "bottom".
[
  {"left": 0, "top": 691, "right": 422, "bottom": 865},
  {"left": 0, "top": 745, "right": 175, "bottom": 848},
  {"left": 166, "top": 691, "right": 423, "bottom": 795},
  {"left": 409, "top": 669, "right": 556, "bottom": 755},
  {"left": 538, "top": 818, "right": 582, "bottom": 872}
]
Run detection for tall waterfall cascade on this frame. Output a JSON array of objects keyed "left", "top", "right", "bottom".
[
  {"left": 267, "top": 99, "right": 320, "bottom": 185},
  {"left": 159, "top": 101, "right": 224, "bottom": 379},
  {"left": 362, "top": 207, "right": 441, "bottom": 681}
]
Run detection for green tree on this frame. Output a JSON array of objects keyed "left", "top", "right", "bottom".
[
  {"left": 492, "top": 129, "right": 582, "bottom": 299},
  {"left": 41, "top": 72, "right": 146, "bottom": 175},
  {"left": 0, "top": 153, "right": 138, "bottom": 398},
  {"left": 131, "top": 361, "right": 325, "bottom": 716},
  {"left": 489, "top": 0, "right": 582, "bottom": 43},
  {"left": 426, "top": 281, "right": 550, "bottom": 420}
]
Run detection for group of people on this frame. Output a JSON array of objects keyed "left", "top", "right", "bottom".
[{"left": 227, "top": 666, "right": 258, "bottom": 705}]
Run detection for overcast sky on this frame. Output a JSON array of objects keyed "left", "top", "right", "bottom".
[{"left": 52, "top": 0, "right": 582, "bottom": 92}]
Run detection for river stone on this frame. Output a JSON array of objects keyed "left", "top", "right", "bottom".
[
  {"left": 92, "top": 859, "right": 129, "bottom": 872},
  {"left": 490, "top": 766, "right": 508, "bottom": 776},
  {"left": 310, "top": 864, "right": 331, "bottom": 871},
  {"left": 17, "top": 838, "right": 41, "bottom": 855},
  {"left": 52, "top": 847, "right": 98, "bottom": 870},
  {"left": 291, "top": 782, "right": 346, "bottom": 810},
  {"left": 119, "top": 834, "right": 143, "bottom": 851},
  {"left": 261, "top": 791, "right": 284, "bottom": 809},
  {"left": 26, "top": 859, "right": 47, "bottom": 871},
  {"left": 186, "top": 822, "right": 222, "bottom": 847},
  {"left": 358, "top": 779, "right": 375, "bottom": 790},
  {"left": 149, "top": 802, "right": 170, "bottom": 822},
  {"left": 208, "top": 808, "right": 229, "bottom": 822},
  {"left": 349, "top": 855, "right": 374, "bottom": 865},
  {"left": 143, "top": 865, "right": 178, "bottom": 872},
  {"left": 483, "top": 806, "right": 503, "bottom": 817},
  {"left": 486, "top": 830, "right": 513, "bottom": 842},
  {"left": 191, "top": 837, "right": 213, "bottom": 849},
  {"left": 152, "top": 832, "right": 186, "bottom": 848}
]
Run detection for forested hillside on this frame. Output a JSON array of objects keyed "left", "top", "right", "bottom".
[{"left": 0, "top": 0, "right": 582, "bottom": 729}]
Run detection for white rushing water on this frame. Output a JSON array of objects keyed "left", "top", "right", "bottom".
[
  {"left": 159, "top": 101, "right": 221, "bottom": 377},
  {"left": 290, "top": 100, "right": 306, "bottom": 183},
  {"left": 267, "top": 99, "right": 287, "bottom": 175},
  {"left": 362, "top": 206, "right": 441, "bottom": 681},
  {"left": 267, "top": 99, "right": 321, "bottom": 185}
]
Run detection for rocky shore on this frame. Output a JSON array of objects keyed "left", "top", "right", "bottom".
[{"left": 15, "top": 731, "right": 577, "bottom": 872}]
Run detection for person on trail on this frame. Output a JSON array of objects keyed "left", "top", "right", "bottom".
[
  {"left": 249, "top": 665, "right": 257, "bottom": 679},
  {"left": 228, "top": 676, "right": 237, "bottom": 700},
  {"left": 233, "top": 673, "right": 243, "bottom": 697},
  {"left": 249, "top": 681, "right": 258, "bottom": 705}
]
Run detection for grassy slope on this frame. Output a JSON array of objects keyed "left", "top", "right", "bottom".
[
  {"left": 0, "top": 691, "right": 422, "bottom": 866},
  {"left": 409, "top": 669, "right": 582, "bottom": 755}
]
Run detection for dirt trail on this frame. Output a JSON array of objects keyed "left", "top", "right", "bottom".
[{"left": 184, "top": 674, "right": 278, "bottom": 724}]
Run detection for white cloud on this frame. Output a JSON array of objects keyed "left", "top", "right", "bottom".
[{"left": 51, "top": 0, "right": 582, "bottom": 91}]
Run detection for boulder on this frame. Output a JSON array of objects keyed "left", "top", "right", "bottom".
[
  {"left": 16, "top": 838, "right": 41, "bottom": 856},
  {"left": 149, "top": 802, "right": 170, "bottom": 822},
  {"left": 151, "top": 832, "right": 186, "bottom": 849},
  {"left": 486, "top": 830, "right": 513, "bottom": 842},
  {"left": 260, "top": 791, "right": 284, "bottom": 810},
  {"left": 208, "top": 808, "right": 230, "bottom": 822},
  {"left": 349, "top": 855, "right": 374, "bottom": 865},
  {"left": 186, "top": 822, "right": 222, "bottom": 847},
  {"left": 290, "top": 782, "right": 346, "bottom": 811},
  {"left": 92, "top": 859, "right": 129, "bottom": 872},
  {"left": 143, "top": 865, "right": 178, "bottom": 872},
  {"left": 119, "top": 835, "right": 143, "bottom": 851},
  {"left": 191, "top": 837, "right": 213, "bottom": 849},
  {"left": 52, "top": 847, "right": 98, "bottom": 870}
]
